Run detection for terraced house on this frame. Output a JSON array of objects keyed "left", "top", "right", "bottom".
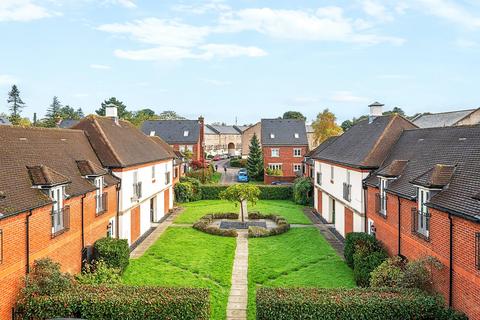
[
  {"left": 364, "top": 125, "right": 480, "bottom": 319},
  {"left": 0, "top": 126, "right": 119, "bottom": 319},
  {"left": 74, "top": 107, "right": 175, "bottom": 246},
  {"left": 312, "top": 103, "right": 416, "bottom": 238}
]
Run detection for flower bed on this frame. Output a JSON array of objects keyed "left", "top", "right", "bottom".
[
  {"left": 248, "top": 212, "right": 290, "bottom": 238},
  {"left": 193, "top": 213, "right": 239, "bottom": 237}
]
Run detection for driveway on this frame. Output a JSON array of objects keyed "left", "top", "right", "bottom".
[{"left": 213, "top": 159, "right": 240, "bottom": 185}]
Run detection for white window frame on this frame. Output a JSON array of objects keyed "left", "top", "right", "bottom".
[
  {"left": 165, "top": 164, "right": 171, "bottom": 185},
  {"left": 330, "top": 166, "right": 334, "bottom": 182},
  {"left": 94, "top": 176, "right": 104, "bottom": 214},
  {"left": 293, "top": 164, "right": 302, "bottom": 173},
  {"left": 268, "top": 163, "right": 282, "bottom": 171},
  {"left": 187, "top": 145, "right": 193, "bottom": 152},
  {"left": 107, "top": 217, "right": 115, "bottom": 238},
  {"left": 293, "top": 148, "right": 302, "bottom": 157},
  {"left": 294, "top": 133, "right": 299, "bottom": 139},
  {"left": 50, "top": 185, "right": 65, "bottom": 234},
  {"left": 417, "top": 187, "right": 430, "bottom": 237},
  {"left": 183, "top": 130, "right": 189, "bottom": 137},
  {"left": 379, "top": 177, "right": 388, "bottom": 215},
  {"left": 271, "top": 148, "right": 280, "bottom": 157},
  {"left": 152, "top": 165, "right": 156, "bottom": 180}
]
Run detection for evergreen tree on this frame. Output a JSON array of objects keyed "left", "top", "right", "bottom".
[
  {"left": 96, "top": 97, "right": 131, "bottom": 119},
  {"left": 246, "top": 133, "right": 264, "bottom": 181},
  {"left": 43, "top": 96, "right": 62, "bottom": 127},
  {"left": 283, "top": 111, "right": 306, "bottom": 121},
  {"left": 58, "top": 105, "right": 84, "bottom": 120},
  {"left": 7, "top": 85, "right": 26, "bottom": 125}
]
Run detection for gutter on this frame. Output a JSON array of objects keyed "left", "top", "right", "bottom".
[
  {"left": 428, "top": 202, "right": 480, "bottom": 224},
  {"left": 448, "top": 213, "right": 454, "bottom": 308},
  {"left": 25, "top": 209, "right": 33, "bottom": 274}
]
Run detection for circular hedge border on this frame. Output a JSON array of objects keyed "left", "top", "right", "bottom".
[{"left": 192, "top": 212, "right": 290, "bottom": 238}]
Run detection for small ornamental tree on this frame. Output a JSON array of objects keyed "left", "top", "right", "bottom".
[
  {"left": 220, "top": 184, "right": 260, "bottom": 222},
  {"left": 246, "top": 133, "right": 263, "bottom": 180}
]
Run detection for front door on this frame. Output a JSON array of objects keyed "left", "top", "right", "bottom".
[
  {"left": 330, "top": 198, "right": 336, "bottom": 224},
  {"left": 150, "top": 197, "right": 156, "bottom": 222},
  {"left": 164, "top": 189, "right": 170, "bottom": 214}
]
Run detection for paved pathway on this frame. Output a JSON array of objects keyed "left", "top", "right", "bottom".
[
  {"left": 215, "top": 159, "right": 240, "bottom": 185},
  {"left": 130, "top": 208, "right": 182, "bottom": 259},
  {"left": 226, "top": 230, "right": 248, "bottom": 320}
]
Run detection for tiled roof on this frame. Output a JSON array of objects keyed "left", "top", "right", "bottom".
[
  {"left": 306, "top": 136, "right": 338, "bottom": 157},
  {"left": 0, "top": 116, "right": 10, "bottom": 125},
  {"left": 412, "top": 109, "right": 477, "bottom": 128},
  {"left": 365, "top": 125, "right": 480, "bottom": 220},
  {"left": 58, "top": 119, "right": 80, "bottom": 129},
  {"left": 206, "top": 125, "right": 242, "bottom": 134},
  {"left": 149, "top": 136, "right": 177, "bottom": 158},
  {"left": 76, "top": 160, "right": 107, "bottom": 177},
  {"left": 377, "top": 160, "right": 409, "bottom": 178},
  {"left": 312, "top": 115, "right": 416, "bottom": 169},
  {"left": 141, "top": 120, "right": 200, "bottom": 144},
  {"left": 0, "top": 126, "right": 118, "bottom": 216},
  {"left": 261, "top": 118, "right": 308, "bottom": 146},
  {"left": 74, "top": 116, "right": 173, "bottom": 168}
]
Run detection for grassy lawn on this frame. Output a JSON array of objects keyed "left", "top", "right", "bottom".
[
  {"left": 123, "top": 227, "right": 236, "bottom": 320},
  {"left": 207, "top": 172, "right": 222, "bottom": 184},
  {"left": 247, "top": 228, "right": 355, "bottom": 320},
  {"left": 174, "top": 200, "right": 311, "bottom": 225}
]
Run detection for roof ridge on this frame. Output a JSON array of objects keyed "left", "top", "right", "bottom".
[
  {"left": 0, "top": 124, "right": 85, "bottom": 134},
  {"left": 361, "top": 115, "right": 397, "bottom": 166},
  {"left": 91, "top": 117, "right": 125, "bottom": 168},
  {"left": 415, "top": 108, "right": 477, "bottom": 117}
]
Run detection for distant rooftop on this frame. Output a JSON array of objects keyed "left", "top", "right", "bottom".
[
  {"left": 412, "top": 109, "right": 479, "bottom": 128},
  {"left": 0, "top": 116, "right": 11, "bottom": 125}
]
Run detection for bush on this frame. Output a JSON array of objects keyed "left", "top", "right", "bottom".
[
  {"left": 76, "top": 260, "right": 121, "bottom": 285},
  {"left": 21, "top": 258, "right": 73, "bottom": 298},
  {"left": 292, "top": 177, "right": 313, "bottom": 205},
  {"left": 370, "top": 256, "right": 405, "bottom": 288},
  {"left": 174, "top": 181, "right": 195, "bottom": 203},
  {"left": 344, "top": 232, "right": 381, "bottom": 268},
  {"left": 265, "top": 168, "right": 283, "bottom": 176},
  {"left": 258, "top": 185, "right": 292, "bottom": 200},
  {"left": 186, "top": 168, "right": 213, "bottom": 184},
  {"left": 16, "top": 285, "right": 210, "bottom": 320},
  {"left": 192, "top": 213, "right": 239, "bottom": 237},
  {"left": 230, "top": 158, "right": 247, "bottom": 168},
  {"left": 93, "top": 237, "right": 130, "bottom": 274},
  {"left": 200, "top": 185, "right": 228, "bottom": 199},
  {"left": 353, "top": 249, "right": 388, "bottom": 287},
  {"left": 256, "top": 287, "right": 456, "bottom": 320},
  {"left": 247, "top": 212, "right": 290, "bottom": 237},
  {"left": 180, "top": 176, "right": 202, "bottom": 201}
]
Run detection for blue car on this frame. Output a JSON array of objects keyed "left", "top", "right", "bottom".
[{"left": 237, "top": 169, "right": 249, "bottom": 182}]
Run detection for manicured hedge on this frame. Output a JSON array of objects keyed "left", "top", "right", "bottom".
[
  {"left": 193, "top": 213, "right": 239, "bottom": 237},
  {"left": 344, "top": 232, "right": 382, "bottom": 268},
  {"left": 230, "top": 158, "right": 247, "bottom": 168},
  {"left": 16, "top": 285, "right": 209, "bottom": 320},
  {"left": 247, "top": 212, "right": 290, "bottom": 237},
  {"left": 256, "top": 287, "right": 458, "bottom": 320},
  {"left": 93, "top": 237, "right": 129, "bottom": 274},
  {"left": 201, "top": 185, "right": 228, "bottom": 199},
  {"left": 199, "top": 185, "right": 292, "bottom": 200}
]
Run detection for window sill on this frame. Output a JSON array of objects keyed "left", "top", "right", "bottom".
[
  {"left": 51, "top": 227, "right": 69, "bottom": 239},
  {"left": 412, "top": 230, "right": 430, "bottom": 242}
]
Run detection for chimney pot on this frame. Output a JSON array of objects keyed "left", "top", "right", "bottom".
[
  {"left": 105, "top": 104, "right": 119, "bottom": 124},
  {"left": 368, "top": 101, "right": 384, "bottom": 123}
]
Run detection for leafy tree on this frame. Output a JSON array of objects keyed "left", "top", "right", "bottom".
[
  {"left": 130, "top": 108, "right": 158, "bottom": 127},
  {"left": 157, "top": 110, "right": 186, "bottom": 120},
  {"left": 96, "top": 97, "right": 132, "bottom": 119},
  {"left": 219, "top": 184, "right": 260, "bottom": 222},
  {"left": 246, "top": 133, "right": 263, "bottom": 181},
  {"left": 283, "top": 111, "right": 306, "bottom": 121},
  {"left": 311, "top": 109, "right": 343, "bottom": 144},
  {"left": 383, "top": 107, "right": 405, "bottom": 116},
  {"left": 43, "top": 96, "right": 63, "bottom": 127},
  {"left": 7, "top": 85, "right": 26, "bottom": 125},
  {"left": 58, "top": 105, "right": 84, "bottom": 120}
]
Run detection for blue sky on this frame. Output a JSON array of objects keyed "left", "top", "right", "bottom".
[{"left": 1, "top": 0, "right": 480, "bottom": 125}]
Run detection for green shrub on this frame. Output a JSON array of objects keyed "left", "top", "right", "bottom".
[
  {"left": 292, "top": 177, "right": 313, "bottom": 205},
  {"left": 21, "top": 258, "right": 73, "bottom": 298},
  {"left": 230, "top": 158, "right": 247, "bottom": 168},
  {"left": 344, "top": 232, "right": 381, "bottom": 268},
  {"left": 186, "top": 168, "right": 213, "bottom": 184},
  {"left": 16, "top": 285, "right": 210, "bottom": 320},
  {"left": 200, "top": 185, "right": 228, "bottom": 199},
  {"left": 76, "top": 260, "right": 121, "bottom": 285},
  {"left": 370, "top": 256, "right": 405, "bottom": 288},
  {"left": 93, "top": 237, "right": 130, "bottom": 274},
  {"left": 258, "top": 185, "right": 292, "bottom": 200},
  {"left": 247, "top": 212, "right": 290, "bottom": 237},
  {"left": 256, "top": 287, "right": 455, "bottom": 320},
  {"left": 399, "top": 256, "right": 443, "bottom": 293},
  {"left": 353, "top": 249, "right": 388, "bottom": 287},
  {"left": 192, "top": 213, "right": 239, "bottom": 237},
  {"left": 265, "top": 168, "right": 283, "bottom": 176},
  {"left": 180, "top": 176, "right": 202, "bottom": 201},
  {"left": 174, "top": 181, "right": 194, "bottom": 203}
]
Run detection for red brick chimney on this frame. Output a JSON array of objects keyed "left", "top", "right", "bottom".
[{"left": 198, "top": 116, "right": 205, "bottom": 160}]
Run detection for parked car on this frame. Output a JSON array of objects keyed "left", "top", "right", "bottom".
[
  {"left": 271, "top": 181, "right": 293, "bottom": 186},
  {"left": 213, "top": 155, "right": 221, "bottom": 161},
  {"left": 237, "top": 169, "right": 249, "bottom": 182}
]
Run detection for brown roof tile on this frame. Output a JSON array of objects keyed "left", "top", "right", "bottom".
[
  {"left": 27, "top": 165, "right": 71, "bottom": 186},
  {"left": 410, "top": 164, "right": 455, "bottom": 188},
  {"left": 377, "top": 160, "right": 409, "bottom": 178},
  {"left": 76, "top": 160, "right": 107, "bottom": 177}
]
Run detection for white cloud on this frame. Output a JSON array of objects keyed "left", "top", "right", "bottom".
[
  {"left": 361, "top": 0, "right": 394, "bottom": 22},
  {"left": 89, "top": 64, "right": 111, "bottom": 69},
  {"left": 0, "top": 0, "right": 55, "bottom": 22},
  {"left": 330, "top": 91, "right": 368, "bottom": 103},
  {"left": 0, "top": 74, "right": 17, "bottom": 86},
  {"left": 414, "top": 0, "right": 480, "bottom": 29}
]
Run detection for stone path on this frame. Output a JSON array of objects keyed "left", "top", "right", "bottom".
[
  {"left": 130, "top": 208, "right": 182, "bottom": 259},
  {"left": 226, "top": 230, "right": 248, "bottom": 320}
]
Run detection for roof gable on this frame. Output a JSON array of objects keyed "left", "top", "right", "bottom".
[
  {"left": 410, "top": 164, "right": 455, "bottom": 188},
  {"left": 27, "top": 165, "right": 71, "bottom": 187},
  {"left": 260, "top": 119, "right": 308, "bottom": 146},
  {"left": 413, "top": 109, "right": 477, "bottom": 128}
]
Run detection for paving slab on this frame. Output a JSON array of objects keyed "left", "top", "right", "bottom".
[{"left": 226, "top": 231, "right": 249, "bottom": 320}]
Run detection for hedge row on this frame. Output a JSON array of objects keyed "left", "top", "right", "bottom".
[
  {"left": 192, "top": 213, "right": 239, "bottom": 237},
  {"left": 247, "top": 212, "right": 290, "bottom": 237},
  {"left": 256, "top": 287, "right": 460, "bottom": 320},
  {"left": 16, "top": 285, "right": 210, "bottom": 320},
  {"left": 198, "top": 185, "right": 292, "bottom": 201},
  {"left": 93, "top": 237, "right": 130, "bottom": 274}
]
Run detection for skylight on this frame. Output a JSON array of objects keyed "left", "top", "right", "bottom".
[
  {"left": 270, "top": 133, "right": 275, "bottom": 139},
  {"left": 294, "top": 133, "right": 299, "bottom": 138},
  {"left": 183, "top": 130, "right": 189, "bottom": 137}
]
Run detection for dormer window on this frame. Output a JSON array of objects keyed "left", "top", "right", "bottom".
[
  {"left": 183, "top": 130, "right": 189, "bottom": 137},
  {"left": 294, "top": 133, "right": 299, "bottom": 139},
  {"left": 270, "top": 133, "right": 275, "bottom": 139}
]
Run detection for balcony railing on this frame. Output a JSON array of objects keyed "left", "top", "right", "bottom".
[
  {"left": 95, "top": 192, "right": 108, "bottom": 216},
  {"left": 132, "top": 182, "right": 142, "bottom": 200},
  {"left": 51, "top": 206, "right": 70, "bottom": 237},
  {"left": 411, "top": 208, "right": 430, "bottom": 241},
  {"left": 343, "top": 183, "right": 352, "bottom": 202},
  {"left": 375, "top": 193, "right": 387, "bottom": 218}
]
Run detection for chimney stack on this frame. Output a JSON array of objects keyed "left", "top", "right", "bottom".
[
  {"left": 105, "top": 104, "right": 119, "bottom": 125},
  {"left": 369, "top": 101, "right": 384, "bottom": 123}
]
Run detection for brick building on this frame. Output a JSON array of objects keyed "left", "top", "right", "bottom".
[
  {"left": 312, "top": 103, "right": 416, "bottom": 238},
  {"left": 261, "top": 118, "right": 308, "bottom": 184},
  {"left": 0, "top": 126, "right": 119, "bottom": 319},
  {"left": 364, "top": 125, "right": 480, "bottom": 319},
  {"left": 141, "top": 117, "right": 205, "bottom": 162},
  {"left": 74, "top": 107, "right": 175, "bottom": 246}
]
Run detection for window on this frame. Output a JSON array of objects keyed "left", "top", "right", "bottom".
[
  {"left": 107, "top": 217, "right": 115, "bottom": 238},
  {"left": 95, "top": 176, "right": 107, "bottom": 215},
  {"left": 165, "top": 164, "right": 171, "bottom": 185},
  {"left": 0, "top": 229, "right": 3, "bottom": 264},
  {"left": 293, "top": 148, "right": 302, "bottom": 157},
  {"left": 377, "top": 178, "right": 388, "bottom": 217},
  {"left": 476, "top": 233, "right": 480, "bottom": 270},
  {"left": 152, "top": 165, "right": 156, "bottom": 180},
  {"left": 183, "top": 130, "right": 189, "bottom": 137},
  {"left": 50, "top": 186, "right": 69, "bottom": 236},
  {"left": 132, "top": 171, "right": 142, "bottom": 200},
  {"left": 187, "top": 145, "right": 193, "bottom": 152},
  {"left": 293, "top": 164, "right": 302, "bottom": 173},
  {"left": 174, "top": 167, "right": 178, "bottom": 179},
  {"left": 268, "top": 164, "right": 282, "bottom": 171},
  {"left": 316, "top": 171, "right": 322, "bottom": 186},
  {"left": 329, "top": 197, "right": 336, "bottom": 224},
  {"left": 294, "top": 133, "right": 299, "bottom": 139},
  {"left": 179, "top": 145, "right": 186, "bottom": 152},
  {"left": 271, "top": 148, "right": 280, "bottom": 157},
  {"left": 412, "top": 188, "right": 430, "bottom": 239},
  {"left": 270, "top": 133, "right": 275, "bottom": 139},
  {"left": 343, "top": 171, "right": 352, "bottom": 202},
  {"left": 330, "top": 166, "right": 334, "bottom": 183}
]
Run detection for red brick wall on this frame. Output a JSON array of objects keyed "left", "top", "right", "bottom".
[
  {"left": 264, "top": 175, "right": 296, "bottom": 185},
  {"left": 366, "top": 186, "right": 480, "bottom": 319},
  {"left": 263, "top": 145, "right": 307, "bottom": 178},
  {"left": 345, "top": 207, "right": 353, "bottom": 235},
  {"left": 172, "top": 143, "right": 201, "bottom": 161},
  {"left": 0, "top": 186, "right": 117, "bottom": 319}
]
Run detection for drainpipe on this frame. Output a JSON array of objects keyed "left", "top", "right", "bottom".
[
  {"left": 363, "top": 184, "right": 368, "bottom": 232},
  {"left": 25, "top": 209, "right": 33, "bottom": 274},
  {"left": 448, "top": 213, "right": 454, "bottom": 308},
  {"left": 81, "top": 194, "right": 86, "bottom": 249},
  {"left": 116, "top": 182, "right": 121, "bottom": 238},
  {"left": 397, "top": 196, "right": 401, "bottom": 256}
]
